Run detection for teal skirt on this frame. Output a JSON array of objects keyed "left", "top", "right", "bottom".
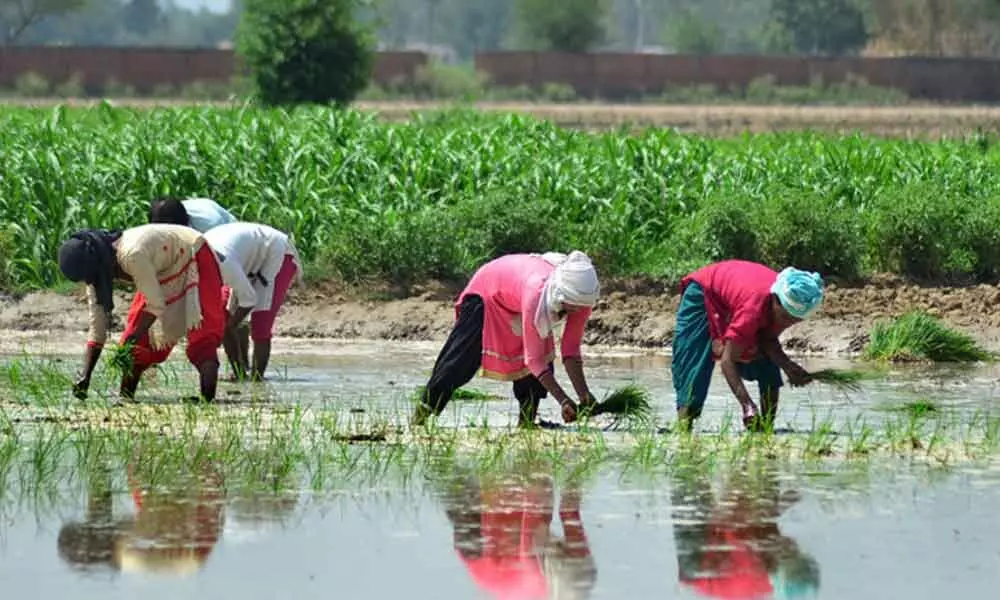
[{"left": 671, "top": 282, "right": 783, "bottom": 419}]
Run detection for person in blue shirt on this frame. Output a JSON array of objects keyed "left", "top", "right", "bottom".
[
  {"left": 148, "top": 197, "right": 238, "bottom": 234},
  {"left": 149, "top": 196, "right": 249, "bottom": 376}
]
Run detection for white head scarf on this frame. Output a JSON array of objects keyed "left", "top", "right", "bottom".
[{"left": 534, "top": 251, "right": 600, "bottom": 337}]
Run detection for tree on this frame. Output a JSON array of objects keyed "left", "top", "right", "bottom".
[
  {"left": 236, "top": 0, "right": 374, "bottom": 106},
  {"left": 0, "top": 0, "right": 85, "bottom": 43},
  {"left": 864, "top": 0, "right": 1000, "bottom": 57},
  {"left": 123, "top": 0, "right": 164, "bottom": 37},
  {"left": 768, "top": 0, "right": 868, "bottom": 55},
  {"left": 665, "top": 8, "right": 722, "bottom": 54},
  {"left": 515, "top": 0, "right": 610, "bottom": 52}
]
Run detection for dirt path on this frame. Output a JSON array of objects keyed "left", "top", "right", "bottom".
[
  {"left": 3, "top": 275, "right": 1000, "bottom": 357},
  {"left": 5, "top": 98, "right": 1000, "bottom": 137}
]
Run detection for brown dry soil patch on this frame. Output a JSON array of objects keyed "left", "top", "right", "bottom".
[
  {"left": 4, "top": 274, "right": 1000, "bottom": 356},
  {"left": 6, "top": 98, "right": 1000, "bottom": 137}
]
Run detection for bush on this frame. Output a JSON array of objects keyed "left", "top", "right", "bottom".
[
  {"left": 455, "top": 192, "right": 561, "bottom": 268},
  {"left": 692, "top": 186, "right": 864, "bottom": 279},
  {"left": 14, "top": 72, "right": 50, "bottom": 97},
  {"left": 864, "top": 183, "right": 976, "bottom": 282},
  {"left": 102, "top": 77, "right": 136, "bottom": 98},
  {"left": 317, "top": 207, "right": 463, "bottom": 289},
  {"left": 53, "top": 73, "right": 85, "bottom": 98},
  {"left": 538, "top": 82, "right": 577, "bottom": 102},
  {"left": 961, "top": 194, "right": 1000, "bottom": 282},
  {"left": 410, "top": 62, "right": 488, "bottom": 100},
  {"left": 236, "top": 0, "right": 374, "bottom": 106}
]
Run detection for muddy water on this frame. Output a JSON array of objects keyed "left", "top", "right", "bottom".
[
  {"left": 4, "top": 340, "right": 1000, "bottom": 598},
  {"left": 1, "top": 457, "right": 999, "bottom": 599}
]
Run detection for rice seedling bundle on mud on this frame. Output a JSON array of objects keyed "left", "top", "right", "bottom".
[{"left": 862, "top": 311, "right": 993, "bottom": 363}]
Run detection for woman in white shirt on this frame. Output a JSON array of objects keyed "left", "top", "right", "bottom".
[{"left": 202, "top": 222, "right": 302, "bottom": 381}]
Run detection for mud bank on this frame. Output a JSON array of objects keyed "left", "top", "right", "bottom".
[{"left": 3, "top": 275, "right": 1000, "bottom": 356}]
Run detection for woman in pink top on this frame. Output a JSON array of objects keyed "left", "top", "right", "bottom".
[
  {"left": 672, "top": 260, "right": 825, "bottom": 432},
  {"left": 412, "top": 251, "right": 601, "bottom": 428}
]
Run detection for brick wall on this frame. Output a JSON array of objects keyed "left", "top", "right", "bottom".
[
  {"left": 3, "top": 47, "right": 998, "bottom": 102},
  {"left": 475, "top": 52, "right": 1000, "bottom": 102},
  {"left": 0, "top": 46, "right": 429, "bottom": 92}
]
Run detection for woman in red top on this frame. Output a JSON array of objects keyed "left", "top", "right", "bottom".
[{"left": 671, "top": 260, "right": 825, "bottom": 431}]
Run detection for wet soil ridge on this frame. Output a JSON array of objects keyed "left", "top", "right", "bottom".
[{"left": 5, "top": 274, "right": 1000, "bottom": 356}]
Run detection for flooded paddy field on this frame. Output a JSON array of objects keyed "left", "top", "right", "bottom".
[{"left": 1, "top": 337, "right": 1000, "bottom": 599}]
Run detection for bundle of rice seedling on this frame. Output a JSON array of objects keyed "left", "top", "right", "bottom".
[
  {"left": 105, "top": 342, "right": 135, "bottom": 376},
  {"left": 410, "top": 385, "right": 500, "bottom": 404},
  {"left": 809, "top": 368, "right": 866, "bottom": 392},
  {"left": 585, "top": 384, "right": 653, "bottom": 424},
  {"left": 862, "top": 311, "right": 994, "bottom": 363}
]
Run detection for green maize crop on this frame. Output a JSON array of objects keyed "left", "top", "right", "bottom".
[{"left": 3, "top": 102, "right": 1000, "bottom": 292}]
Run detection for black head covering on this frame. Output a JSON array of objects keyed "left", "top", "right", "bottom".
[{"left": 58, "top": 229, "right": 122, "bottom": 315}]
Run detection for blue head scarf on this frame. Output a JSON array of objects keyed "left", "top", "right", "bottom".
[{"left": 770, "top": 267, "right": 824, "bottom": 320}]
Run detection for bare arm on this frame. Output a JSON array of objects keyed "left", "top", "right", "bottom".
[
  {"left": 537, "top": 369, "right": 574, "bottom": 407},
  {"left": 124, "top": 310, "right": 157, "bottom": 344},
  {"left": 762, "top": 336, "right": 811, "bottom": 386},
  {"left": 563, "top": 357, "right": 596, "bottom": 406},
  {"left": 719, "top": 340, "right": 759, "bottom": 421}
]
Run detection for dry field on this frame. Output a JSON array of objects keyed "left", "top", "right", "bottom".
[{"left": 4, "top": 97, "right": 1000, "bottom": 137}]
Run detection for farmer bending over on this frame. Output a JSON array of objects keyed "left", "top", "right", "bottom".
[
  {"left": 58, "top": 224, "right": 226, "bottom": 402},
  {"left": 671, "top": 260, "right": 824, "bottom": 432},
  {"left": 202, "top": 222, "right": 302, "bottom": 381},
  {"left": 149, "top": 196, "right": 237, "bottom": 233},
  {"left": 412, "top": 251, "right": 601, "bottom": 428}
]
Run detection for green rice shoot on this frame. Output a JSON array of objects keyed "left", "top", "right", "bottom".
[
  {"left": 862, "top": 311, "right": 994, "bottom": 363},
  {"left": 586, "top": 384, "right": 653, "bottom": 426},
  {"left": 105, "top": 342, "right": 135, "bottom": 377},
  {"left": 410, "top": 385, "right": 502, "bottom": 404},
  {"left": 809, "top": 369, "right": 867, "bottom": 392}
]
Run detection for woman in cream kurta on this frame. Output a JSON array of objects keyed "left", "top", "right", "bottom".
[{"left": 58, "top": 224, "right": 226, "bottom": 402}]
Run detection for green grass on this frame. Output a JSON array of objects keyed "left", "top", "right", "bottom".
[
  {"left": 862, "top": 312, "right": 994, "bottom": 363},
  {"left": 5, "top": 104, "right": 1000, "bottom": 292}
]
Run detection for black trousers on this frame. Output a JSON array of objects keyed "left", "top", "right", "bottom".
[{"left": 423, "top": 294, "right": 550, "bottom": 418}]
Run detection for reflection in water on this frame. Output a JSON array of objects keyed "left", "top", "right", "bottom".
[
  {"left": 57, "top": 458, "right": 225, "bottom": 576},
  {"left": 437, "top": 466, "right": 597, "bottom": 599},
  {"left": 670, "top": 466, "right": 821, "bottom": 599}
]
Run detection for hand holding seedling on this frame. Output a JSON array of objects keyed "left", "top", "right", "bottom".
[
  {"left": 785, "top": 362, "right": 813, "bottom": 387},
  {"left": 561, "top": 399, "right": 579, "bottom": 424}
]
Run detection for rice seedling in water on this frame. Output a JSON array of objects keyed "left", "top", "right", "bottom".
[
  {"left": 809, "top": 368, "right": 868, "bottom": 392},
  {"left": 862, "top": 312, "right": 994, "bottom": 363},
  {"left": 583, "top": 384, "right": 653, "bottom": 425},
  {"left": 409, "top": 385, "right": 501, "bottom": 404},
  {"left": 892, "top": 399, "right": 939, "bottom": 418}
]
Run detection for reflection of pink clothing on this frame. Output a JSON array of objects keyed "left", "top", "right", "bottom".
[
  {"left": 683, "top": 526, "right": 773, "bottom": 599},
  {"left": 459, "top": 487, "right": 549, "bottom": 600},
  {"left": 458, "top": 254, "right": 590, "bottom": 381}
]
